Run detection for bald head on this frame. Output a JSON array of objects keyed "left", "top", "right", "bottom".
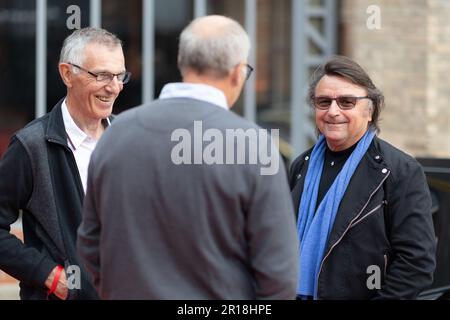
[
  {"left": 188, "top": 15, "right": 237, "bottom": 38},
  {"left": 177, "top": 15, "right": 250, "bottom": 78}
]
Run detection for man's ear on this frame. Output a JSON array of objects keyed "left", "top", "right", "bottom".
[
  {"left": 59, "top": 63, "right": 73, "bottom": 88},
  {"left": 367, "top": 100, "right": 374, "bottom": 122},
  {"left": 229, "top": 64, "right": 243, "bottom": 87}
]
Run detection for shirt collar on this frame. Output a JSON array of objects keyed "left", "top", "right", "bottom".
[
  {"left": 158, "top": 82, "right": 229, "bottom": 110},
  {"left": 61, "top": 99, "right": 91, "bottom": 150}
]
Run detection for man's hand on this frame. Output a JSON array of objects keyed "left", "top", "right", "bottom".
[{"left": 45, "top": 266, "right": 68, "bottom": 300}]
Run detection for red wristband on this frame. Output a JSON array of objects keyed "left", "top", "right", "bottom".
[{"left": 47, "top": 265, "right": 64, "bottom": 297}]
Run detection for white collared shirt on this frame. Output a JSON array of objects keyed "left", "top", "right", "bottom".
[
  {"left": 61, "top": 99, "right": 102, "bottom": 193},
  {"left": 158, "top": 82, "right": 229, "bottom": 110}
]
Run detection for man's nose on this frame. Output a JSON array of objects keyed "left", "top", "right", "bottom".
[
  {"left": 327, "top": 100, "right": 341, "bottom": 116},
  {"left": 106, "top": 76, "right": 123, "bottom": 94}
]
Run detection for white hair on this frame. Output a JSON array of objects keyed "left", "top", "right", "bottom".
[
  {"left": 59, "top": 27, "right": 122, "bottom": 71},
  {"left": 177, "top": 16, "right": 251, "bottom": 77}
]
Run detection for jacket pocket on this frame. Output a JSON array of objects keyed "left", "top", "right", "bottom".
[{"left": 350, "top": 200, "right": 387, "bottom": 229}]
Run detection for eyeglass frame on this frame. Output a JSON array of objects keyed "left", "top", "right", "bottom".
[
  {"left": 67, "top": 62, "right": 131, "bottom": 84},
  {"left": 244, "top": 63, "right": 254, "bottom": 81},
  {"left": 312, "top": 95, "right": 372, "bottom": 110}
]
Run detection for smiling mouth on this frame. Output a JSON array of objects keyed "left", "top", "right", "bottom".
[
  {"left": 326, "top": 121, "right": 347, "bottom": 125},
  {"left": 96, "top": 96, "right": 113, "bottom": 103}
]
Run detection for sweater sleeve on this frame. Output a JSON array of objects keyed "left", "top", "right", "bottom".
[
  {"left": 246, "top": 150, "right": 299, "bottom": 299},
  {"left": 77, "top": 151, "right": 101, "bottom": 290}
]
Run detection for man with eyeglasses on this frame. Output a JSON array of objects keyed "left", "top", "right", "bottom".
[
  {"left": 77, "top": 15, "right": 298, "bottom": 299},
  {"left": 0, "top": 27, "right": 129, "bottom": 300},
  {"left": 289, "top": 56, "right": 435, "bottom": 299}
]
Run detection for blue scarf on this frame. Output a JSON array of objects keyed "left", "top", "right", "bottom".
[{"left": 297, "top": 129, "right": 376, "bottom": 299}]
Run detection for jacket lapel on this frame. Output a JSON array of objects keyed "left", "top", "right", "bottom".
[
  {"left": 45, "top": 99, "right": 85, "bottom": 198},
  {"left": 45, "top": 98, "right": 69, "bottom": 147},
  {"left": 291, "top": 153, "right": 311, "bottom": 217}
]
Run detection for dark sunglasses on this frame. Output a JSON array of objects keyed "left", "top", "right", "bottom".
[{"left": 313, "top": 96, "right": 371, "bottom": 110}]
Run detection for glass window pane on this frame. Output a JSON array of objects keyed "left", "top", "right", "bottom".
[
  {"left": 0, "top": 0, "right": 36, "bottom": 158},
  {"left": 207, "top": 0, "right": 245, "bottom": 116},
  {"left": 47, "top": 0, "right": 90, "bottom": 113},
  {"left": 256, "top": 0, "right": 292, "bottom": 151},
  {"left": 207, "top": 0, "right": 292, "bottom": 157},
  {"left": 154, "top": 0, "right": 193, "bottom": 97},
  {"left": 102, "top": 0, "right": 194, "bottom": 112},
  {"left": 103, "top": 0, "right": 143, "bottom": 113}
]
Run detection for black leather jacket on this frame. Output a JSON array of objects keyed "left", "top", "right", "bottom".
[{"left": 289, "top": 137, "right": 436, "bottom": 299}]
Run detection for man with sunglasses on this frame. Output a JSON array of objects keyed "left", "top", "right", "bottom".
[
  {"left": 0, "top": 27, "right": 129, "bottom": 299},
  {"left": 289, "top": 56, "right": 435, "bottom": 299}
]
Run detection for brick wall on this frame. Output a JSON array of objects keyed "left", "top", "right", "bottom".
[
  {"left": 426, "top": 0, "right": 450, "bottom": 157},
  {"left": 341, "top": 0, "right": 450, "bottom": 157}
]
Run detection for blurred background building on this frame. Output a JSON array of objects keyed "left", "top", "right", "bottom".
[
  {"left": 1, "top": 0, "right": 449, "bottom": 299},
  {"left": 2, "top": 0, "right": 450, "bottom": 160}
]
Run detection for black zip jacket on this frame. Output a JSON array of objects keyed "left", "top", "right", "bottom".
[
  {"left": 289, "top": 137, "right": 436, "bottom": 299},
  {"left": 0, "top": 99, "right": 108, "bottom": 299}
]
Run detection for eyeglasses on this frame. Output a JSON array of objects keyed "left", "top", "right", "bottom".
[
  {"left": 312, "top": 96, "right": 371, "bottom": 110},
  {"left": 244, "top": 64, "right": 254, "bottom": 81},
  {"left": 68, "top": 63, "right": 131, "bottom": 84}
]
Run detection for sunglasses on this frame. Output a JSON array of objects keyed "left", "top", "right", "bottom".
[{"left": 312, "top": 96, "right": 371, "bottom": 110}]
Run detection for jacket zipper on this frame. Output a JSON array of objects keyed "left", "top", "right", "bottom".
[
  {"left": 48, "top": 137, "right": 84, "bottom": 197},
  {"left": 315, "top": 170, "right": 391, "bottom": 298},
  {"left": 384, "top": 254, "right": 388, "bottom": 278},
  {"left": 349, "top": 200, "right": 387, "bottom": 229}
]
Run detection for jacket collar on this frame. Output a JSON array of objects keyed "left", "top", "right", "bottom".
[
  {"left": 45, "top": 98, "right": 68, "bottom": 147},
  {"left": 44, "top": 97, "right": 114, "bottom": 147},
  {"left": 292, "top": 150, "right": 312, "bottom": 215}
]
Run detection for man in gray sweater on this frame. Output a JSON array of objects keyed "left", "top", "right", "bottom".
[{"left": 77, "top": 15, "right": 298, "bottom": 299}]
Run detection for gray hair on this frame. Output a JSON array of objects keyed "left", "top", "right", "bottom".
[
  {"left": 177, "top": 15, "right": 250, "bottom": 78},
  {"left": 59, "top": 27, "right": 122, "bottom": 68}
]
